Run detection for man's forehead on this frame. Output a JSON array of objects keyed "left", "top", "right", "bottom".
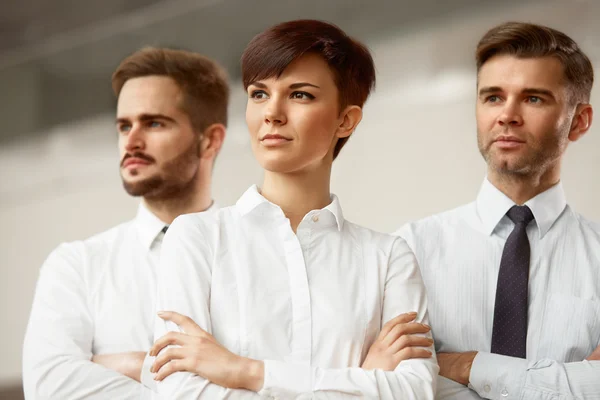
[
  {"left": 478, "top": 55, "right": 565, "bottom": 89},
  {"left": 117, "top": 79, "right": 182, "bottom": 119}
]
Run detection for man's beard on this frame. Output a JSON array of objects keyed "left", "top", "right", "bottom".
[
  {"left": 121, "top": 142, "right": 200, "bottom": 199},
  {"left": 478, "top": 127, "right": 567, "bottom": 177}
]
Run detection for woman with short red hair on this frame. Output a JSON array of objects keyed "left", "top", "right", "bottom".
[{"left": 150, "top": 19, "right": 438, "bottom": 399}]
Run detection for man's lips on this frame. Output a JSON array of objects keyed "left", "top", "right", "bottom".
[
  {"left": 123, "top": 157, "right": 152, "bottom": 168},
  {"left": 493, "top": 135, "right": 525, "bottom": 149}
]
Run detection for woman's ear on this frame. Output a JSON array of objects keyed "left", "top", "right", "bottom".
[{"left": 336, "top": 105, "right": 363, "bottom": 139}]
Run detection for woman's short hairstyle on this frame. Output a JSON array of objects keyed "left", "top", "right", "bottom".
[{"left": 241, "top": 20, "right": 376, "bottom": 159}]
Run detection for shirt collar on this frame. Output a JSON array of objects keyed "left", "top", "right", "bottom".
[
  {"left": 135, "top": 203, "right": 169, "bottom": 250},
  {"left": 476, "top": 178, "right": 566, "bottom": 238},
  {"left": 236, "top": 184, "right": 345, "bottom": 231},
  {"left": 135, "top": 201, "right": 219, "bottom": 249}
]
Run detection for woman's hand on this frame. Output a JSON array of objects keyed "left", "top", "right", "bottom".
[{"left": 150, "top": 311, "right": 264, "bottom": 391}]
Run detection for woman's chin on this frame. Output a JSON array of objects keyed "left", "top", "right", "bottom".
[{"left": 257, "top": 157, "right": 302, "bottom": 174}]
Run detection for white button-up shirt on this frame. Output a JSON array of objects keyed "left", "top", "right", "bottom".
[
  {"left": 154, "top": 185, "right": 438, "bottom": 399},
  {"left": 23, "top": 203, "right": 215, "bottom": 400},
  {"left": 396, "top": 179, "right": 600, "bottom": 400}
]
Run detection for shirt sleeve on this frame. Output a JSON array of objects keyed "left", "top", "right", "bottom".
[
  {"left": 140, "top": 353, "right": 158, "bottom": 391},
  {"left": 22, "top": 243, "right": 156, "bottom": 400},
  {"left": 153, "top": 215, "right": 262, "bottom": 399},
  {"left": 258, "top": 237, "right": 439, "bottom": 399},
  {"left": 469, "top": 351, "right": 600, "bottom": 400}
]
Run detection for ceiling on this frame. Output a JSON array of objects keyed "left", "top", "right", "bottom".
[{"left": 0, "top": 0, "right": 531, "bottom": 143}]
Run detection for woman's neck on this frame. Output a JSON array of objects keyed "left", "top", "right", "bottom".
[{"left": 261, "top": 164, "right": 332, "bottom": 232}]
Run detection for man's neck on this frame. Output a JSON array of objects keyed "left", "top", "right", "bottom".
[
  {"left": 142, "top": 184, "right": 212, "bottom": 225},
  {"left": 488, "top": 167, "right": 560, "bottom": 205}
]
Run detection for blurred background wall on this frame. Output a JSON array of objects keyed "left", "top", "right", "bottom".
[{"left": 1, "top": 0, "right": 599, "bottom": 398}]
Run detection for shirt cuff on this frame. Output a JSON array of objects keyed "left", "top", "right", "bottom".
[
  {"left": 140, "top": 353, "right": 158, "bottom": 392},
  {"left": 468, "top": 352, "right": 527, "bottom": 399},
  {"left": 258, "top": 360, "right": 312, "bottom": 398}
]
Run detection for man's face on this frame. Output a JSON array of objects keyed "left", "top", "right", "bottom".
[
  {"left": 476, "top": 55, "right": 574, "bottom": 177},
  {"left": 116, "top": 76, "right": 200, "bottom": 199}
]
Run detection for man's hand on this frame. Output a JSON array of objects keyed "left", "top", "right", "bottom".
[
  {"left": 361, "top": 312, "right": 433, "bottom": 371},
  {"left": 92, "top": 352, "right": 146, "bottom": 382},
  {"left": 150, "top": 311, "right": 264, "bottom": 392},
  {"left": 586, "top": 343, "right": 600, "bottom": 360},
  {"left": 437, "top": 352, "right": 478, "bottom": 386}
]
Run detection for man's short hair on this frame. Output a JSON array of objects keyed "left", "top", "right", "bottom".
[
  {"left": 476, "top": 22, "right": 593, "bottom": 105},
  {"left": 112, "top": 47, "right": 230, "bottom": 132}
]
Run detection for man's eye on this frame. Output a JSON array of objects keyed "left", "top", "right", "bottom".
[
  {"left": 486, "top": 95, "right": 500, "bottom": 103},
  {"left": 149, "top": 121, "right": 162, "bottom": 128},
  {"left": 118, "top": 124, "right": 131, "bottom": 133},
  {"left": 528, "top": 96, "right": 542, "bottom": 104}
]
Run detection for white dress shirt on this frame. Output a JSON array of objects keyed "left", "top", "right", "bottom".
[
  {"left": 396, "top": 179, "right": 600, "bottom": 400},
  {"left": 23, "top": 203, "right": 216, "bottom": 400},
  {"left": 154, "top": 185, "right": 438, "bottom": 399}
]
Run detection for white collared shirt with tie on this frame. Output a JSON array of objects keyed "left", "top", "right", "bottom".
[
  {"left": 396, "top": 179, "right": 600, "bottom": 400},
  {"left": 153, "top": 185, "right": 438, "bottom": 399},
  {"left": 23, "top": 202, "right": 216, "bottom": 399}
]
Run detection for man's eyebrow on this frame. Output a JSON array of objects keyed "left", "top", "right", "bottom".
[
  {"left": 478, "top": 86, "right": 556, "bottom": 100},
  {"left": 116, "top": 114, "right": 176, "bottom": 124},
  {"left": 478, "top": 86, "right": 502, "bottom": 96},
  {"left": 521, "top": 88, "right": 556, "bottom": 100}
]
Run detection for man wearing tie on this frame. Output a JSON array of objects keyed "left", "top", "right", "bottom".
[
  {"left": 396, "top": 22, "right": 599, "bottom": 399},
  {"left": 23, "top": 47, "right": 228, "bottom": 399}
]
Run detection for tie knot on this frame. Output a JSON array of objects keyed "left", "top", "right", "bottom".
[{"left": 507, "top": 205, "right": 534, "bottom": 225}]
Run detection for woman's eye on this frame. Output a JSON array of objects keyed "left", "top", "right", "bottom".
[
  {"left": 291, "top": 91, "right": 315, "bottom": 100},
  {"left": 250, "top": 90, "right": 268, "bottom": 99}
]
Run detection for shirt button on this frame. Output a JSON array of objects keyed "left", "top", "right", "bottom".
[
  {"left": 312, "top": 214, "right": 319, "bottom": 222},
  {"left": 501, "top": 388, "right": 509, "bottom": 397},
  {"left": 483, "top": 384, "right": 491, "bottom": 393}
]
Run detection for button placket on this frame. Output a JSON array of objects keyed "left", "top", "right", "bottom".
[{"left": 278, "top": 220, "right": 312, "bottom": 365}]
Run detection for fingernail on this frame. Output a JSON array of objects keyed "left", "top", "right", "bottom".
[
  {"left": 408, "top": 312, "right": 417, "bottom": 316},
  {"left": 422, "top": 324, "right": 431, "bottom": 329},
  {"left": 157, "top": 311, "right": 165, "bottom": 316}
]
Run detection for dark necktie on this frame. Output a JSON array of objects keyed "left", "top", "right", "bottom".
[
  {"left": 161, "top": 226, "right": 169, "bottom": 234},
  {"left": 491, "top": 205, "right": 535, "bottom": 358}
]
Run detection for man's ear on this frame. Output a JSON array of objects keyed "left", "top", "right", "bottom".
[
  {"left": 568, "top": 103, "right": 593, "bottom": 142},
  {"left": 198, "top": 123, "right": 226, "bottom": 159},
  {"left": 336, "top": 105, "right": 363, "bottom": 139}
]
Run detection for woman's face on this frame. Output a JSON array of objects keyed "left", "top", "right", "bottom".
[{"left": 246, "top": 53, "right": 356, "bottom": 174}]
